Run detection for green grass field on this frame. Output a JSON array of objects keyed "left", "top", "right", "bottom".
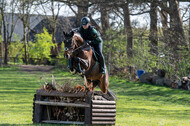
[{"left": 0, "top": 66, "right": 190, "bottom": 126}]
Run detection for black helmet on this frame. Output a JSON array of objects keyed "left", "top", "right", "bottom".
[{"left": 81, "top": 17, "right": 90, "bottom": 25}]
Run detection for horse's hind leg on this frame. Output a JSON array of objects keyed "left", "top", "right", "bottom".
[
  {"left": 99, "top": 75, "right": 109, "bottom": 94},
  {"left": 92, "top": 80, "right": 99, "bottom": 91}
]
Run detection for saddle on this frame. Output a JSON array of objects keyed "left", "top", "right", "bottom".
[
  {"left": 81, "top": 43, "right": 98, "bottom": 62},
  {"left": 74, "top": 44, "right": 99, "bottom": 76}
]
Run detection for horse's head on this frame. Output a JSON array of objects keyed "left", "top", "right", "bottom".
[
  {"left": 63, "top": 31, "right": 73, "bottom": 50},
  {"left": 63, "top": 31, "right": 85, "bottom": 59},
  {"left": 63, "top": 31, "right": 74, "bottom": 59}
]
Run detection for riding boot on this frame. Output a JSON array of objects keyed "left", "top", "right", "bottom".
[{"left": 98, "top": 55, "right": 106, "bottom": 74}]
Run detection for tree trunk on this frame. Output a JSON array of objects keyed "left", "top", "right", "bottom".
[
  {"left": 24, "top": 24, "right": 28, "bottom": 65},
  {"left": 169, "top": 0, "right": 187, "bottom": 51},
  {"left": 159, "top": 2, "right": 169, "bottom": 44},
  {"left": 76, "top": 1, "right": 89, "bottom": 27},
  {"left": 149, "top": 2, "right": 158, "bottom": 55},
  {"left": 122, "top": 2, "right": 133, "bottom": 59},
  {"left": 100, "top": 3, "right": 109, "bottom": 35},
  {"left": 1, "top": 9, "right": 8, "bottom": 65}
]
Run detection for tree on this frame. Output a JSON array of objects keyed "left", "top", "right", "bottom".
[
  {"left": 17, "top": 0, "right": 35, "bottom": 65},
  {"left": 100, "top": 3, "right": 110, "bottom": 34},
  {"left": 29, "top": 28, "right": 55, "bottom": 62},
  {"left": 0, "top": 0, "right": 8, "bottom": 64},
  {"left": 121, "top": 1, "right": 134, "bottom": 59},
  {"left": 155, "top": 0, "right": 187, "bottom": 51},
  {"left": 37, "top": 0, "right": 64, "bottom": 56},
  {"left": 149, "top": 2, "right": 158, "bottom": 55},
  {"left": 63, "top": 0, "right": 89, "bottom": 27}
]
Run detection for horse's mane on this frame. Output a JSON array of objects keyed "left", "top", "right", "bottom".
[{"left": 73, "top": 32, "right": 84, "bottom": 43}]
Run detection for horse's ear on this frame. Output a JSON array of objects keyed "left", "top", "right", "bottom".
[{"left": 63, "top": 31, "right": 66, "bottom": 36}]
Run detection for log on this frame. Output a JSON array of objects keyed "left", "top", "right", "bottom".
[
  {"left": 35, "top": 101, "right": 90, "bottom": 108},
  {"left": 92, "top": 100, "right": 116, "bottom": 105},
  {"left": 36, "top": 89, "right": 86, "bottom": 97},
  {"left": 92, "top": 109, "right": 116, "bottom": 113},
  {"left": 33, "top": 94, "right": 42, "bottom": 123},
  {"left": 42, "top": 120, "right": 84, "bottom": 125},
  {"left": 92, "top": 121, "right": 115, "bottom": 125},
  {"left": 92, "top": 104, "right": 116, "bottom": 109},
  {"left": 92, "top": 117, "right": 115, "bottom": 121},
  {"left": 92, "top": 113, "right": 116, "bottom": 117},
  {"left": 93, "top": 91, "right": 114, "bottom": 101}
]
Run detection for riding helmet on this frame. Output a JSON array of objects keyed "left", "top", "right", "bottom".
[{"left": 81, "top": 17, "right": 90, "bottom": 25}]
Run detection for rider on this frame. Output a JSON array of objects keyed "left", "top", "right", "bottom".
[{"left": 76, "top": 17, "right": 106, "bottom": 74}]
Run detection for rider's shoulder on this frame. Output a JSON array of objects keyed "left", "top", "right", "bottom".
[{"left": 90, "top": 26, "right": 98, "bottom": 33}]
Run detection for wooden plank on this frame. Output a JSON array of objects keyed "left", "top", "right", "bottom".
[
  {"left": 85, "top": 92, "right": 91, "bottom": 125},
  {"left": 35, "top": 101, "right": 90, "bottom": 108},
  {"left": 93, "top": 91, "right": 115, "bottom": 101},
  {"left": 36, "top": 89, "right": 86, "bottom": 97},
  {"left": 92, "top": 104, "right": 116, "bottom": 109},
  {"left": 42, "top": 120, "right": 84, "bottom": 125},
  {"left": 92, "top": 113, "right": 116, "bottom": 117},
  {"left": 92, "top": 121, "right": 115, "bottom": 125},
  {"left": 92, "top": 109, "right": 116, "bottom": 113},
  {"left": 33, "top": 94, "right": 42, "bottom": 123},
  {"left": 92, "top": 100, "right": 116, "bottom": 105},
  {"left": 92, "top": 117, "right": 115, "bottom": 121}
]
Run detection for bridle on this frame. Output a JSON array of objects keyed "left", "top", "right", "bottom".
[{"left": 64, "top": 34, "right": 87, "bottom": 58}]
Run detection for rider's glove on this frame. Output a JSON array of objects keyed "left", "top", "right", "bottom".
[{"left": 86, "top": 40, "right": 92, "bottom": 44}]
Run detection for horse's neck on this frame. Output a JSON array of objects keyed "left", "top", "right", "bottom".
[
  {"left": 76, "top": 40, "right": 84, "bottom": 46},
  {"left": 73, "top": 33, "right": 84, "bottom": 45}
]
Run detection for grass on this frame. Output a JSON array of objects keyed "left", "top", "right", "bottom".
[{"left": 0, "top": 66, "right": 190, "bottom": 126}]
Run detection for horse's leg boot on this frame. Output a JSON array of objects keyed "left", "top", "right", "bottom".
[
  {"left": 68, "top": 57, "right": 74, "bottom": 71},
  {"left": 75, "top": 57, "right": 82, "bottom": 73}
]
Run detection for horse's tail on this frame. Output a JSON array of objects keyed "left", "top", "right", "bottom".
[{"left": 107, "top": 89, "right": 118, "bottom": 100}]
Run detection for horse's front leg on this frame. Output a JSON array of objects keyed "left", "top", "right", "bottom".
[
  {"left": 68, "top": 57, "right": 76, "bottom": 74},
  {"left": 75, "top": 57, "right": 84, "bottom": 75}
]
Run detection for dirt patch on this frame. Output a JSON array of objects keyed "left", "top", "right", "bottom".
[{"left": 19, "top": 65, "right": 55, "bottom": 73}]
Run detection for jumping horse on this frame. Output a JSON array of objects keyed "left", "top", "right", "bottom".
[{"left": 63, "top": 31, "right": 109, "bottom": 94}]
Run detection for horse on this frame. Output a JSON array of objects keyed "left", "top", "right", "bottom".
[{"left": 63, "top": 31, "right": 109, "bottom": 94}]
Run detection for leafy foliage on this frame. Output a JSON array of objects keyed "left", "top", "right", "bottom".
[
  {"left": 103, "top": 27, "right": 190, "bottom": 79},
  {"left": 8, "top": 34, "right": 23, "bottom": 58},
  {"left": 29, "top": 28, "right": 55, "bottom": 60}
]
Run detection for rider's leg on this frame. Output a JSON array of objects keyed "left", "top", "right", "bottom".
[{"left": 93, "top": 43, "right": 106, "bottom": 74}]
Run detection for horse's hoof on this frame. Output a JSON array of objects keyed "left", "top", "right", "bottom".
[{"left": 70, "top": 69, "right": 76, "bottom": 74}]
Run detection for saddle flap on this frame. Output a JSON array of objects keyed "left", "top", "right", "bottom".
[{"left": 82, "top": 45, "right": 98, "bottom": 62}]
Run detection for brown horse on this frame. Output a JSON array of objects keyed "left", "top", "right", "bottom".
[{"left": 63, "top": 31, "right": 109, "bottom": 94}]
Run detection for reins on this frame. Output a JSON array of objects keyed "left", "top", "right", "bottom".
[{"left": 70, "top": 34, "right": 87, "bottom": 54}]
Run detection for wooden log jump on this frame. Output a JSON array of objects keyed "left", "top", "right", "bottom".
[{"left": 33, "top": 89, "right": 116, "bottom": 125}]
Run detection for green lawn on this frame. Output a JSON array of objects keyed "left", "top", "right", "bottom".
[{"left": 0, "top": 66, "right": 190, "bottom": 126}]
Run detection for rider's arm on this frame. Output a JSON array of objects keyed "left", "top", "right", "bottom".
[{"left": 91, "top": 28, "right": 103, "bottom": 44}]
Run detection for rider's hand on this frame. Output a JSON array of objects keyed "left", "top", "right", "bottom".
[{"left": 86, "top": 40, "right": 92, "bottom": 44}]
